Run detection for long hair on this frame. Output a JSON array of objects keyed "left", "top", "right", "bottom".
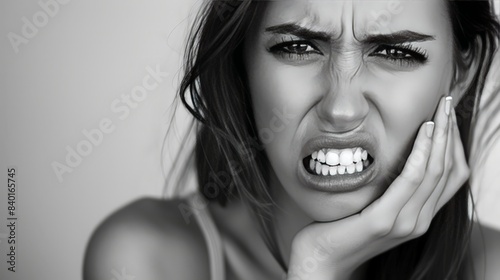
[{"left": 172, "top": 1, "right": 500, "bottom": 279}]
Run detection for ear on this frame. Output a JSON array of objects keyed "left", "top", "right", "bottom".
[{"left": 449, "top": 39, "right": 483, "bottom": 107}]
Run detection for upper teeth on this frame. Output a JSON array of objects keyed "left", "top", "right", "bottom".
[
  {"left": 309, "top": 147, "right": 370, "bottom": 176},
  {"left": 311, "top": 147, "right": 368, "bottom": 166}
]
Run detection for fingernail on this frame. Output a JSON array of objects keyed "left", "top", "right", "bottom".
[
  {"left": 426, "top": 121, "right": 435, "bottom": 138},
  {"left": 445, "top": 96, "right": 452, "bottom": 116}
]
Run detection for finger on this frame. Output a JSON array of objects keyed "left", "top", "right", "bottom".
[
  {"left": 433, "top": 107, "right": 470, "bottom": 214},
  {"left": 361, "top": 120, "right": 433, "bottom": 236},
  {"left": 390, "top": 96, "right": 451, "bottom": 237},
  {"left": 412, "top": 102, "right": 455, "bottom": 235},
  {"left": 420, "top": 96, "right": 452, "bottom": 186}
]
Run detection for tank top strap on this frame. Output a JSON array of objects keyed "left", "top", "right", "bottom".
[{"left": 187, "top": 192, "right": 225, "bottom": 280}]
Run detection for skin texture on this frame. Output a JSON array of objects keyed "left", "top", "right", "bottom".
[
  {"left": 243, "top": 0, "right": 469, "bottom": 277},
  {"left": 245, "top": 0, "right": 454, "bottom": 222}
]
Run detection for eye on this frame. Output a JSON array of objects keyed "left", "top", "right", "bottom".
[
  {"left": 281, "top": 42, "right": 316, "bottom": 54},
  {"left": 370, "top": 44, "right": 428, "bottom": 66},
  {"left": 376, "top": 47, "right": 412, "bottom": 59},
  {"left": 269, "top": 39, "right": 322, "bottom": 61}
]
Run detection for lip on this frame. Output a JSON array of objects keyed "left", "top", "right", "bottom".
[{"left": 297, "top": 132, "right": 379, "bottom": 193}]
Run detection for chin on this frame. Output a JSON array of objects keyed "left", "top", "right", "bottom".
[{"left": 301, "top": 183, "right": 384, "bottom": 222}]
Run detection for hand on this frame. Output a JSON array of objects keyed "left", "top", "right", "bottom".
[{"left": 286, "top": 96, "right": 470, "bottom": 280}]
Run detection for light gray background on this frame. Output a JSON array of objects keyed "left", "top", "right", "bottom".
[{"left": 1, "top": 0, "right": 198, "bottom": 279}]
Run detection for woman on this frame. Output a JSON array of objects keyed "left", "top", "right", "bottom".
[{"left": 84, "top": 0, "right": 500, "bottom": 279}]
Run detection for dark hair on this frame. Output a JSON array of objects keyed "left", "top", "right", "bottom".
[{"left": 172, "top": 1, "right": 500, "bottom": 279}]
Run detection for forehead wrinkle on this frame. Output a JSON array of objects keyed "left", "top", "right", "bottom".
[
  {"left": 334, "top": 1, "right": 364, "bottom": 80},
  {"left": 303, "top": 1, "right": 360, "bottom": 48},
  {"left": 294, "top": 1, "right": 342, "bottom": 41},
  {"left": 339, "top": 0, "right": 361, "bottom": 46},
  {"left": 302, "top": 1, "right": 364, "bottom": 84},
  {"left": 351, "top": 0, "right": 362, "bottom": 43}
]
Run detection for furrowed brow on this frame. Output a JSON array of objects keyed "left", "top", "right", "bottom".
[
  {"left": 264, "top": 24, "right": 434, "bottom": 46},
  {"left": 362, "top": 30, "right": 435, "bottom": 45},
  {"left": 265, "top": 23, "right": 333, "bottom": 41}
]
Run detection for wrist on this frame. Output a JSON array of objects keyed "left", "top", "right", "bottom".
[
  {"left": 285, "top": 271, "right": 352, "bottom": 280},
  {"left": 285, "top": 262, "right": 354, "bottom": 280}
]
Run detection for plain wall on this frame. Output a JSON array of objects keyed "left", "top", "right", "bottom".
[{"left": 0, "top": 0, "right": 199, "bottom": 279}]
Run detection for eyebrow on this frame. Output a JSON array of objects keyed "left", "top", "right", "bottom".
[
  {"left": 265, "top": 23, "right": 332, "bottom": 41},
  {"left": 264, "top": 23, "right": 435, "bottom": 44},
  {"left": 363, "top": 30, "right": 435, "bottom": 44}
]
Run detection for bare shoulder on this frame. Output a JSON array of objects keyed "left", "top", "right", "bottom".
[{"left": 83, "top": 197, "right": 210, "bottom": 280}]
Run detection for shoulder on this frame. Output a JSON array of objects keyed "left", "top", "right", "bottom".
[{"left": 83, "top": 196, "right": 210, "bottom": 280}]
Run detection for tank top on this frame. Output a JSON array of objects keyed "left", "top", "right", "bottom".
[{"left": 187, "top": 191, "right": 226, "bottom": 280}]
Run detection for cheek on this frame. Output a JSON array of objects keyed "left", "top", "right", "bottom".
[
  {"left": 248, "top": 55, "right": 322, "bottom": 155},
  {"left": 372, "top": 70, "right": 442, "bottom": 130},
  {"left": 250, "top": 60, "right": 321, "bottom": 113},
  {"left": 366, "top": 59, "right": 453, "bottom": 170}
]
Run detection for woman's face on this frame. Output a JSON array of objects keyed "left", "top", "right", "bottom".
[{"left": 244, "top": 0, "right": 456, "bottom": 221}]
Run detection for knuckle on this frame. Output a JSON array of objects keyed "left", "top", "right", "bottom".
[
  {"left": 445, "top": 158, "right": 454, "bottom": 169},
  {"left": 414, "top": 142, "right": 430, "bottom": 155},
  {"left": 443, "top": 163, "right": 453, "bottom": 176},
  {"left": 401, "top": 173, "right": 420, "bottom": 186},
  {"left": 413, "top": 222, "right": 430, "bottom": 238},
  {"left": 429, "top": 165, "right": 444, "bottom": 177},
  {"left": 413, "top": 214, "right": 432, "bottom": 237},
  {"left": 461, "top": 177, "right": 469, "bottom": 187},
  {"left": 400, "top": 168, "right": 423, "bottom": 185},
  {"left": 370, "top": 219, "right": 394, "bottom": 237},
  {"left": 409, "top": 148, "right": 428, "bottom": 166},
  {"left": 392, "top": 222, "right": 416, "bottom": 238},
  {"left": 433, "top": 127, "right": 447, "bottom": 143},
  {"left": 452, "top": 165, "right": 470, "bottom": 187},
  {"left": 461, "top": 166, "right": 471, "bottom": 182}
]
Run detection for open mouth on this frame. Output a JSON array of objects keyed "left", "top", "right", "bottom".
[{"left": 303, "top": 147, "right": 375, "bottom": 176}]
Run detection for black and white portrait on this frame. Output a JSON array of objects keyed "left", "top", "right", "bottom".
[{"left": 2, "top": 1, "right": 500, "bottom": 279}]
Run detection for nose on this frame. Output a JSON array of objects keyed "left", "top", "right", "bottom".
[{"left": 316, "top": 79, "right": 369, "bottom": 133}]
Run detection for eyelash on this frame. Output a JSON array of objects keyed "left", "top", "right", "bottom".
[
  {"left": 268, "top": 37, "right": 322, "bottom": 61},
  {"left": 268, "top": 38, "right": 429, "bottom": 66},
  {"left": 370, "top": 44, "right": 428, "bottom": 66}
]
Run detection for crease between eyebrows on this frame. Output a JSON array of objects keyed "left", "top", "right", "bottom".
[{"left": 265, "top": 23, "right": 436, "bottom": 45}]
